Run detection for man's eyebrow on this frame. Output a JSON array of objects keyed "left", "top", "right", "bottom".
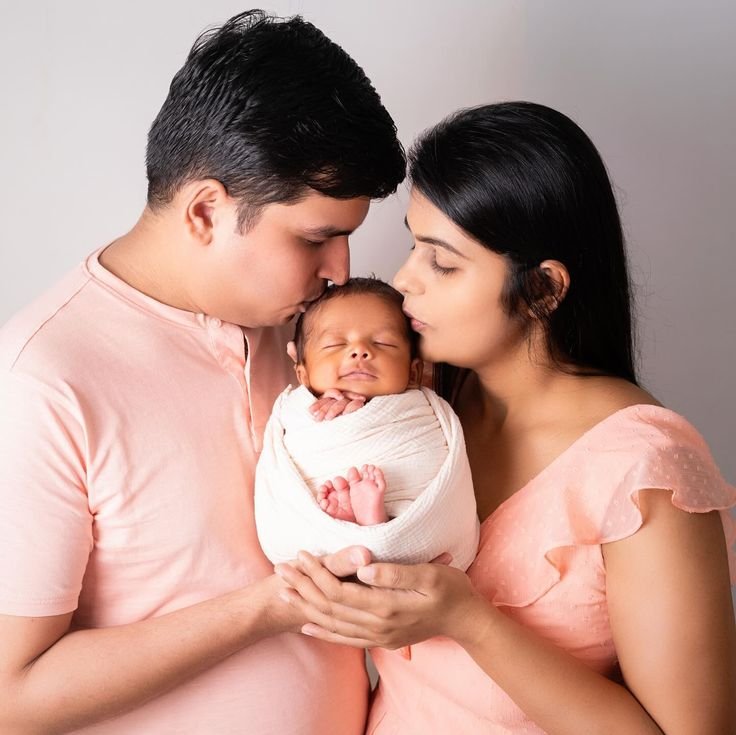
[
  {"left": 403, "top": 216, "right": 468, "bottom": 259},
  {"left": 302, "top": 225, "right": 353, "bottom": 238}
]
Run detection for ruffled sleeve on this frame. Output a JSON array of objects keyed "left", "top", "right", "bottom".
[{"left": 471, "top": 405, "right": 736, "bottom": 608}]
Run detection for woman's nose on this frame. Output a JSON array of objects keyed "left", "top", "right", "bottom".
[{"left": 393, "top": 258, "right": 420, "bottom": 294}]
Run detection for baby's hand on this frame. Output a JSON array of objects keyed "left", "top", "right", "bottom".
[{"left": 309, "top": 389, "right": 366, "bottom": 421}]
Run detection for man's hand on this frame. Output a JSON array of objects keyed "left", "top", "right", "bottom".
[{"left": 309, "top": 388, "right": 366, "bottom": 421}]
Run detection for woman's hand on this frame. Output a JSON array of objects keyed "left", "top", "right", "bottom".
[{"left": 274, "top": 550, "right": 491, "bottom": 649}]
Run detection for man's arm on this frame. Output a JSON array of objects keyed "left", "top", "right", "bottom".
[
  {"left": 0, "top": 574, "right": 292, "bottom": 734},
  {"left": 0, "top": 547, "right": 367, "bottom": 735}
]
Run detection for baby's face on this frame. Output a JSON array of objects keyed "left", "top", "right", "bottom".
[{"left": 296, "top": 293, "right": 421, "bottom": 398}]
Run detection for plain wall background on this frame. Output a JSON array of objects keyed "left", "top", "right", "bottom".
[{"left": 1, "top": 0, "right": 734, "bottom": 488}]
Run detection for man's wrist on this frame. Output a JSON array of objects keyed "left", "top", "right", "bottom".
[{"left": 231, "top": 574, "right": 302, "bottom": 643}]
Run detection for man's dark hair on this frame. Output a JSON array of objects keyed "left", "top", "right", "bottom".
[
  {"left": 146, "top": 9, "right": 406, "bottom": 228},
  {"left": 293, "top": 277, "right": 419, "bottom": 363}
]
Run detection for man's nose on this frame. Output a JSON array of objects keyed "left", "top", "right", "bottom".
[{"left": 319, "top": 237, "right": 350, "bottom": 286}]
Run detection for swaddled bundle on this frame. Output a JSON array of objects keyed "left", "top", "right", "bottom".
[{"left": 254, "top": 385, "right": 479, "bottom": 570}]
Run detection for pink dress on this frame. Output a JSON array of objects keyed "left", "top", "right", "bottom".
[{"left": 367, "top": 405, "right": 736, "bottom": 734}]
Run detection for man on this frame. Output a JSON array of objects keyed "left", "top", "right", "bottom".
[{"left": 0, "top": 10, "right": 404, "bottom": 733}]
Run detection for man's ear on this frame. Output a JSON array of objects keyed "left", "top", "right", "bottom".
[
  {"left": 407, "top": 357, "right": 424, "bottom": 389},
  {"left": 182, "top": 179, "right": 231, "bottom": 245},
  {"left": 536, "top": 259, "right": 570, "bottom": 315}
]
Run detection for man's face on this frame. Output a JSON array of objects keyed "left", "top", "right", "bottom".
[
  {"left": 194, "top": 190, "right": 370, "bottom": 328},
  {"left": 295, "top": 293, "right": 421, "bottom": 398}
]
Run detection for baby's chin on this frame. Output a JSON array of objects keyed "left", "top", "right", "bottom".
[{"left": 333, "top": 379, "right": 414, "bottom": 399}]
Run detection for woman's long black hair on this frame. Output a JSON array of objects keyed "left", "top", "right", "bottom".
[{"left": 407, "top": 102, "right": 638, "bottom": 403}]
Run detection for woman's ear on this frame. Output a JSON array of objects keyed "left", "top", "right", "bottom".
[
  {"left": 537, "top": 259, "right": 570, "bottom": 314},
  {"left": 407, "top": 358, "right": 424, "bottom": 389}
]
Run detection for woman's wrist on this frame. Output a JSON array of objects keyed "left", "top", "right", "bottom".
[{"left": 446, "top": 591, "right": 498, "bottom": 651}]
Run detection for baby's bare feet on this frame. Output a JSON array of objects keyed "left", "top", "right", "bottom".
[
  {"left": 317, "top": 477, "right": 356, "bottom": 522},
  {"left": 347, "top": 464, "right": 388, "bottom": 525}
]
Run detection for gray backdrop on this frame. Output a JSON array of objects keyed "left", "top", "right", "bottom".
[{"left": 1, "top": 0, "right": 734, "bottom": 488}]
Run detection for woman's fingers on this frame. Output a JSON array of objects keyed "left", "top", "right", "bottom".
[
  {"left": 357, "top": 561, "right": 433, "bottom": 590},
  {"left": 300, "top": 623, "right": 377, "bottom": 648}
]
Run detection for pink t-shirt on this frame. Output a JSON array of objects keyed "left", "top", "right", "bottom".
[
  {"left": 367, "top": 405, "right": 736, "bottom": 734},
  {"left": 0, "top": 250, "right": 368, "bottom": 734}
]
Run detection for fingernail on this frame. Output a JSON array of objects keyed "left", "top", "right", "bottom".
[
  {"left": 357, "top": 566, "right": 375, "bottom": 583},
  {"left": 350, "top": 549, "right": 367, "bottom": 565},
  {"left": 279, "top": 591, "right": 292, "bottom": 604},
  {"left": 301, "top": 624, "right": 318, "bottom": 637}
]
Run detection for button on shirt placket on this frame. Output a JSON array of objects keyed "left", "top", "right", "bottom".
[{"left": 205, "top": 317, "right": 259, "bottom": 446}]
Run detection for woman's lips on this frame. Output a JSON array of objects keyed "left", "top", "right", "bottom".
[{"left": 404, "top": 310, "right": 427, "bottom": 332}]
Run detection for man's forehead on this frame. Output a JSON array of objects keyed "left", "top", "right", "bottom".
[{"left": 278, "top": 192, "right": 370, "bottom": 229}]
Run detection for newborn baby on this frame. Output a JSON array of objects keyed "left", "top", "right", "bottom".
[{"left": 254, "top": 277, "right": 479, "bottom": 570}]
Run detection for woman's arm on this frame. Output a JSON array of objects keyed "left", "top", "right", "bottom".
[{"left": 278, "top": 492, "right": 735, "bottom": 735}]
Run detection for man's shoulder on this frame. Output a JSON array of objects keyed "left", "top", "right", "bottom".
[{"left": 0, "top": 259, "right": 95, "bottom": 374}]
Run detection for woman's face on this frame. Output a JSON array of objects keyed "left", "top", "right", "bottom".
[{"left": 393, "top": 189, "right": 525, "bottom": 370}]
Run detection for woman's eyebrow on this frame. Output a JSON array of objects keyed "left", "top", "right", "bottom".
[{"left": 403, "top": 216, "right": 468, "bottom": 259}]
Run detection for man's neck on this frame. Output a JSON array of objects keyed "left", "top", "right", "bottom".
[{"left": 99, "top": 210, "right": 199, "bottom": 314}]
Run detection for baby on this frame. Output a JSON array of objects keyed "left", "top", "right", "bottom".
[
  {"left": 291, "top": 277, "right": 423, "bottom": 526},
  {"left": 254, "top": 277, "right": 479, "bottom": 571}
]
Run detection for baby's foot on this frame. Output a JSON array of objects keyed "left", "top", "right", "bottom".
[
  {"left": 317, "top": 477, "right": 356, "bottom": 522},
  {"left": 347, "top": 465, "right": 388, "bottom": 525}
]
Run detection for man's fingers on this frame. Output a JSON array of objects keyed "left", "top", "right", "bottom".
[
  {"left": 275, "top": 563, "right": 333, "bottom": 615},
  {"left": 321, "top": 546, "right": 372, "bottom": 577}
]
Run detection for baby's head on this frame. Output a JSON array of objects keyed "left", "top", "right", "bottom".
[{"left": 292, "top": 278, "right": 423, "bottom": 399}]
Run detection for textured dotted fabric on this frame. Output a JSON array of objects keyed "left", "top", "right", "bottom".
[{"left": 368, "top": 405, "right": 736, "bottom": 734}]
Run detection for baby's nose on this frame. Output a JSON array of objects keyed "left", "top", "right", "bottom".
[{"left": 350, "top": 345, "right": 371, "bottom": 359}]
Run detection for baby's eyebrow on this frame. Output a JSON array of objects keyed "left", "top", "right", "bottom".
[{"left": 313, "top": 330, "right": 345, "bottom": 341}]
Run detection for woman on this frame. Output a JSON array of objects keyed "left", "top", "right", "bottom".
[{"left": 276, "top": 102, "right": 736, "bottom": 734}]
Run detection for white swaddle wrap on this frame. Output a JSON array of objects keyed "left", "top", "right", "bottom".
[{"left": 254, "top": 385, "right": 479, "bottom": 569}]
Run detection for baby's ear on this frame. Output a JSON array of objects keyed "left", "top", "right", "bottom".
[
  {"left": 286, "top": 341, "right": 298, "bottom": 364},
  {"left": 294, "top": 363, "right": 309, "bottom": 387},
  {"left": 408, "top": 358, "right": 424, "bottom": 389}
]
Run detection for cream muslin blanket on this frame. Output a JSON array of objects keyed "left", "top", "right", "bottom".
[{"left": 254, "top": 385, "right": 479, "bottom": 569}]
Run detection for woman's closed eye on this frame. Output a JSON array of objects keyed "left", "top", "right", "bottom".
[
  {"left": 429, "top": 255, "right": 457, "bottom": 275},
  {"left": 409, "top": 243, "right": 457, "bottom": 275}
]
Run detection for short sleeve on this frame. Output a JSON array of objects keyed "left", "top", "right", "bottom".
[
  {"left": 0, "top": 371, "right": 92, "bottom": 616},
  {"left": 474, "top": 406, "right": 736, "bottom": 607}
]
